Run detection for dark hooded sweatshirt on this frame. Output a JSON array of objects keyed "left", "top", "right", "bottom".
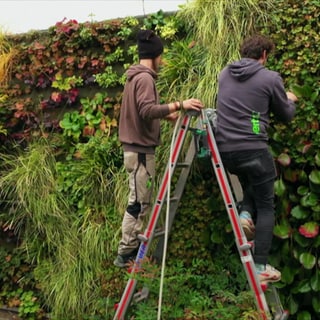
[
  {"left": 215, "top": 58, "right": 296, "bottom": 152},
  {"left": 119, "top": 64, "right": 170, "bottom": 154}
]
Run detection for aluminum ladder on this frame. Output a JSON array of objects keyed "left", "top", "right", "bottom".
[{"left": 113, "top": 109, "right": 289, "bottom": 320}]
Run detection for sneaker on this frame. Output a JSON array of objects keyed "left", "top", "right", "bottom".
[
  {"left": 239, "top": 211, "right": 255, "bottom": 240},
  {"left": 113, "top": 248, "right": 138, "bottom": 268},
  {"left": 257, "top": 264, "right": 281, "bottom": 284}
]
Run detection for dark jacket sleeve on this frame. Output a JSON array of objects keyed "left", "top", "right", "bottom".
[{"left": 270, "top": 74, "right": 296, "bottom": 123}]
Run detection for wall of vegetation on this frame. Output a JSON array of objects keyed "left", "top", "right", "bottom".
[
  {"left": 262, "top": 1, "right": 320, "bottom": 318},
  {"left": 0, "top": 0, "right": 319, "bottom": 319}
]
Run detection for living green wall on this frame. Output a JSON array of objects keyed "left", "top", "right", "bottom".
[
  {"left": 260, "top": 1, "right": 320, "bottom": 318},
  {"left": 0, "top": 1, "right": 319, "bottom": 319}
]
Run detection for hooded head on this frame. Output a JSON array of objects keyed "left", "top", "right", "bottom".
[{"left": 137, "top": 29, "right": 164, "bottom": 59}]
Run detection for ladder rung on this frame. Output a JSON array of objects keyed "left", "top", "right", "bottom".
[
  {"left": 137, "top": 227, "right": 166, "bottom": 242},
  {"left": 176, "top": 162, "right": 191, "bottom": 168},
  {"left": 239, "top": 241, "right": 254, "bottom": 251},
  {"left": 170, "top": 196, "right": 179, "bottom": 202},
  {"left": 154, "top": 229, "right": 165, "bottom": 237}
]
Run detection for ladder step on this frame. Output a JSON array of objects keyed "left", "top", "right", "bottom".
[
  {"left": 169, "top": 196, "right": 179, "bottom": 202},
  {"left": 176, "top": 161, "right": 191, "bottom": 168},
  {"left": 239, "top": 241, "right": 254, "bottom": 251},
  {"left": 137, "top": 227, "right": 166, "bottom": 242},
  {"left": 154, "top": 229, "right": 165, "bottom": 237}
]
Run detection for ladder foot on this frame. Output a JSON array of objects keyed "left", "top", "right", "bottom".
[
  {"left": 274, "top": 310, "right": 289, "bottom": 320},
  {"left": 133, "top": 287, "right": 149, "bottom": 303},
  {"left": 280, "top": 311, "right": 290, "bottom": 320}
]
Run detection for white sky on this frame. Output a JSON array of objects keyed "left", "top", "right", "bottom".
[{"left": 0, "top": 0, "right": 188, "bottom": 34}]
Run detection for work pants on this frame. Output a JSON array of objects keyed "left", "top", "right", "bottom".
[
  {"left": 220, "top": 148, "right": 277, "bottom": 265},
  {"left": 118, "top": 151, "right": 155, "bottom": 255}
]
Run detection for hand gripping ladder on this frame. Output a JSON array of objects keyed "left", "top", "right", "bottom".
[{"left": 113, "top": 110, "right": 289, "bottom": 320}]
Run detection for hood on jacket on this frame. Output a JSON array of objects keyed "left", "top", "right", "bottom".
[
  {"left": 228, "top": 58, "right": 264, "bottom": 82},
  {"left": 126, "top": 64, "right": 157, "bottom": 81}
]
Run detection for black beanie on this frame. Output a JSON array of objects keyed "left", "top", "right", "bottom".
[{"left": 137, "top": 29, "right": 164, "bottom": 59}]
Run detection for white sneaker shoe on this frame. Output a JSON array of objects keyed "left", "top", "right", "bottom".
[{"left": 258, "top": 264, "right": 281, "bottom": 284}]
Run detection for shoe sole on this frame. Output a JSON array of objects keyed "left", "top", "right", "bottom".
[
  {"left": 259, "top": 274, "right": 281, "bottom": 284},
  {"left": 260, "top": 277, "right": 281, "bottom": 285},
  {"left": 113, "top": 252, "right": 138, "bottom": 268},
  {"left": 113, "top": 260, "right": 126, "bottom": 268}
]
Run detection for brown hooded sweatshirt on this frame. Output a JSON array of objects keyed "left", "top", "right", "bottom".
[{"left": 119, "top": 64, "right": 170, "bottom": 154}]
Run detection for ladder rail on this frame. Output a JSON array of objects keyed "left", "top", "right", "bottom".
[
  {"left": 204, "top": 111, "right": 271, "bottom": 319},
  {"left": 153, "top": 139, "right": 197, "bottom": 261},
  {"left": 138, "top": 114, "right": 192, "bottom": 255},
  {"left": 113, "top": 113, "right": 195, "bottom": 320}
]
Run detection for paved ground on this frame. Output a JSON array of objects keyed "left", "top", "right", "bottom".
[{"left": 0, "top": 308, "right": 20, "bottom": 320}]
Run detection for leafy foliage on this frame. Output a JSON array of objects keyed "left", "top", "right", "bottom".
[
  {"left": 0, "top": 31, "right": 16, "bottom": 87},
  {"left": 0, "top": 18, "right": 129, "bottom": 144},
  {"left": 260, "top": 1, "right": 320, "bottom": 318},
  {"left": 174, "top": 0, "right": 276, "bottom": 107},
  {"left": 0, "top": 1, "right": 319, "bottom": 319},
  {"left": 124, "top": 258, "right": 256, "bottom": 320}
]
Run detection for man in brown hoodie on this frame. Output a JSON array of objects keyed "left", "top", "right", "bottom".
[{"left": 114, "top": 29, "right": 203, "bottom": 267}]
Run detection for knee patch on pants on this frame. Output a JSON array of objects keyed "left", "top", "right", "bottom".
[{"left": 127, "top": 202, "right": 141, "bottom": 219}]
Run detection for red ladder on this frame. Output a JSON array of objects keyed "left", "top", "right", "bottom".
[{"left": 113, "top": 110, "right": 288, "bottom": 320}]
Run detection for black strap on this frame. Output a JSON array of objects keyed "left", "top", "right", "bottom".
[{"left": 138, "top": 153, "right": 146, "bottom": 167}]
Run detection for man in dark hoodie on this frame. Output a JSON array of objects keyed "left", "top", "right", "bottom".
[
  {"left": 215, "top": 34, "right": 297, "bottom": 284},
  {"left": 114, "top": 29, "right": 203, "bottom": 268}
]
